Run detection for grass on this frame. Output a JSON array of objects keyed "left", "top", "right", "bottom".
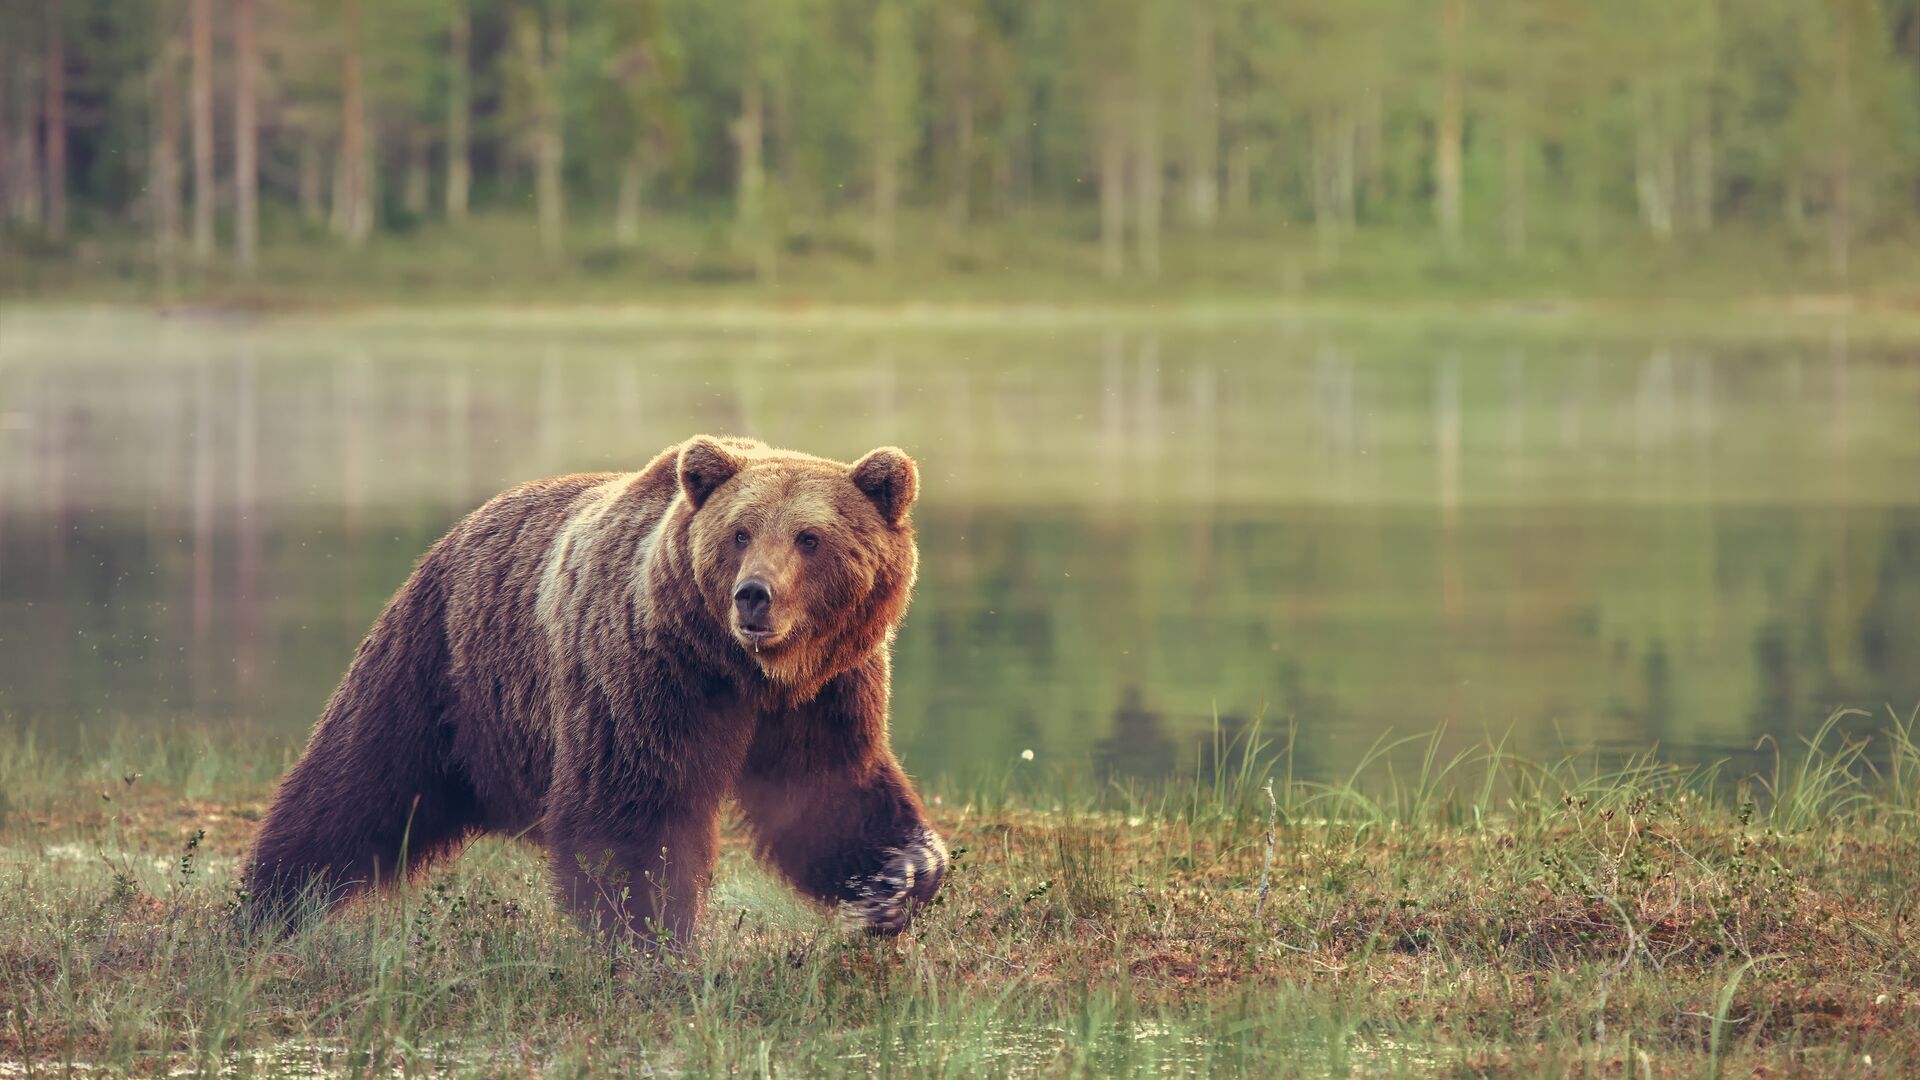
[
  {"left": 7, "top": 207, "right": 1920, "bottom": 315},
  {"left": 2, "top": 708, "right": 1918, "bottom": 1077}
]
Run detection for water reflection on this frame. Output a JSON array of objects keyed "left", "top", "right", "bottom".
[{"left": 1, "top": 311, "right": 1916, "bottom": 781}]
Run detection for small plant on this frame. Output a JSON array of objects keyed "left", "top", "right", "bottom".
[
  {"left": 1052, "top": 825, "right": 1117, "bottom": 919},
  {"left": 176, "top": 828, "right": 206, "bottom": 884}
]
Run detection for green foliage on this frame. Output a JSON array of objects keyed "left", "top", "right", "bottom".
[{"left": 3, "top": 0, "right": 1919, "bottom": 292}]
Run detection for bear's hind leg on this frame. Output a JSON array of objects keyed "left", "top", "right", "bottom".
[
  {"left": 246, "top": 749, "right": 481, "bottom": 925},
  {"left": 245, "top": 562, "right": 481, "bottom": 928}
]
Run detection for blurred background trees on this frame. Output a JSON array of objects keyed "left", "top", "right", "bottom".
[{"left": 1, "top": 0, "right": 1917, "bottom": 289}]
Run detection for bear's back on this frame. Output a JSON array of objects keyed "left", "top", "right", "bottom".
[{"left": 433, "top": 451, "right": 684, "bottom": 825}]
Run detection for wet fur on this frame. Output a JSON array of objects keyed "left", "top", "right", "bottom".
[{"left": 245, "top": 437, "right": 945, "bottom": 941}]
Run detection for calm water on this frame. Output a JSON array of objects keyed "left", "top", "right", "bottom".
[{"left": 2, "top": 308, "right": 1917, "bottom": 783}]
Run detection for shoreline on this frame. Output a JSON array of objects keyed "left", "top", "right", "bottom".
[{"left": 7, "top": 292, "right": 1920, "bottom": 342}]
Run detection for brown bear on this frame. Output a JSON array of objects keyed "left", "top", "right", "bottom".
[{"left": 245, "top": 435, "right": 947, "bottom": 941}]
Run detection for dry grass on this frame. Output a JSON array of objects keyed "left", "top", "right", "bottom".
[{"left": 2, "top": 712, "right": 1918, "bottom": 1076}]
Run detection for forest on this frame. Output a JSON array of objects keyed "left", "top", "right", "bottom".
[{"left": 2, "top": 0, "right": 1919, "bottom": 296}]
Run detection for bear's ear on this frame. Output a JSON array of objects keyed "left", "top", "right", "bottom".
[
  {"left": 678, "top": 436, "right": 743, "bottom": 510},
  {"left": 851, "top": 447, "right": 918, "bottom": 526}
]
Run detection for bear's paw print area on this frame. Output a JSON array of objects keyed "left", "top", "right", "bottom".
[{"left": 839, "top": 830, "right": 950, "bottom": 936}]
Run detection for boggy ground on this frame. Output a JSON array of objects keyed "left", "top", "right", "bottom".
[{"left": 2, "top": 714, "right": 1917, "bottom": 1077}]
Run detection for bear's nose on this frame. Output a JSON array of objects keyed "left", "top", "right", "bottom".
[{"left": 733, "top": 578, "right": 773, "bottom": 628}]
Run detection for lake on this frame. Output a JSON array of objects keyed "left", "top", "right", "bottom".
[{"left": 2, "top": 307, "right": 1916, "bottom": 786}]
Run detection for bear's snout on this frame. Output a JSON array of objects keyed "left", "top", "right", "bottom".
[{"left": 733, "top": 576, "right": 775, "bottom": 633}]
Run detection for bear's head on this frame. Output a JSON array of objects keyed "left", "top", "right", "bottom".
[{"left": 677, "top": 436, "right": 919, "bottom": 691}]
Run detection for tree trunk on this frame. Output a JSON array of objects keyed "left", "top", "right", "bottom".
[
  {"left": 1783, "top": 169, "right": 1805, "bottom": 235},
  {"left": 870, "top": 0, "right": 906, "bottom": 266},
  {"left": 1829, "top": 0, "right": 1853, "bottom": 284},
  {"left": 615, "top": 150, "right": 644, "bottom": 246},
  {"left": 1310, "top": 113, "right": 1330, "bottom": 236},
  {"left": 1504, "top": 124, "right": 1526, "bottom": 257},
  {"left": 341, "top": 0, "right": 371, "bottom": 245},
  {"left": 1335, "top": 110, "right": 1356, "bottom": 229},
  {"left": 732, "top": 10, "right": 771, "bottom": 280},
  {"left": 1358, "top": 89, "right": 1383, "bottom": 215},
  {"left": 1097, "top": 91, "right": 1126, "bottom": 280},
  {"left": 1133, "top": 88, "right": 1161, "bottom": 278},
  {"left": 44, "top": 0, "right": 65, "bottom": 242},
  {"left": 1633, "top": 83, "right": 1674, "bottom": 242},
  {"left": 1689, "top": 112, "right": 1713, "bottom": 233},
  {"left": 234, "top": 0, "right": 258, "bottom": 273},
  {"left": 1224, "top": 137, "right": 1250, "bottom": 220},
  {"left": 8, "top": 46, "right": 41, "bottom": 227},
  {"left": 404, "top": 125, "right": 429, "bottom": 216},
  {"left": 446, "top": 2, "right": 471, "bottom": 223},
  {"left": 1183, "top": 0, "right": 1218, "bottom": 227},
  {"left": 949, "top": 84, "right": 974, "bottom": 229},
  {"left": 942, "top": 8, "right": 975, "bottom": 230},
  {"left": 0, "top": 44, "right": 10, "bottom": 217},
  {"left": 191, "top": 0, "right": 214, "bottom": 259},
  {"left": 1435, "top": 0, "right": 1463, "bottom": 250},
  {"left": 329, "top": 139, "right": 348, "bottom": 234},
  {"left": 520, "top": 2, "right": 567, "bottom": 260},
  {"left": 153, "top": 9, "right": 183, "bottom": 278},
  {"left": 297, "top": 131, "right": 323, "bottom": 225}
]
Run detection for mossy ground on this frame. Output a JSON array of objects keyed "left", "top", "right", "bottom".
[{"left": 2, "top": 714, "right": 1917, "bottom": 1077}]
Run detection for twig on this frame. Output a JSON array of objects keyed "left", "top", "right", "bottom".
[{"left": 1254, "top": 778, "right": 1277, "bottom": 919}]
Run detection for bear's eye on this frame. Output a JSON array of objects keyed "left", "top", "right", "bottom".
[
  {"left": 734, "top": 529, "right": 751, "bottom": 547},
  {"left": 796, "top": 532, "right": 820, "bottom": 553}
]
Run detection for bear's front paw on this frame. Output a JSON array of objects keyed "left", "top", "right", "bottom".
[{"left": 839, "top": 829, "right": 948, "bottom": 936}]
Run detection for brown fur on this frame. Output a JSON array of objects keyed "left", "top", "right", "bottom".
[{"left": 246, "top": 436, "right": 946, "bottom": 941}]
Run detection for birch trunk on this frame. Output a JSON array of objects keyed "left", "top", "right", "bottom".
[
  {"left": 942, "top": 9, "right": 975, "bottom": 230},
  {"left": 1133, "top": 89, "right": 1161, "bottom": 278},
  {"left": 341, "top": 0, "right": 372, "bottom": 245},
  {"left": 1503, "top": 127, "right": 1526, "bottom": 257},
  {"left": 1098, "top": 91, "right": 1126, "bottom": 280},
  {"left": 0, "top": 45, "right": 10, "bottom": 217},
  {"left": 191, "top": 0, "right": 214, "bottom": 258},
  {"left": 732, "top": 10, "right": 772, "bottom": 281},
  {"left": 1633, "top": 83, "right": 1674, "bottom": 241},
  {"left": 297, "top": 132, "right": 323, "bottom": 225},
  {"left": 948, "top": 85, "right": 974, "bottom": 229},
  {"left": 870, "top": 0, "right": 906, "bottom": 266},
  {"left": 234, "top": 0, "right": 258, "bottom": 272},
  {"left": 1829, "top": 0, "right": 1853, "bottom": 283},
  {"left": 404, "top": 125, "right": 429, "bottom": 216},
  {"left": 1183, "top": 0, "right": 1218, "bottom": 227},
  {"left": 1435, "top": 0, "right": 1463, "bottom": 250},
  {"left": 330, "top": 135, "right": 348, "bottom": 234},
  {"left": 1224, "top": 138, "right": 1250, "bottom": 221},
  {"left": 44, "top": 0, "right": 65, "bottom": 241},
  {"left": 446, "top": 2, "right": 471, "bottom": 223},
  {"left": 523, "top": 2, "right": 568, "bottom": 259},
  {"left": 153, "top": 11, "right": 183, "bottom": 275},
  {"left": 615, "top": 151, "right": 643, "bottom": 246},
  {"left": 13, "top": 73, "right": 39, "bottom": 226},
  {"left": 1689, "top": 114, "right": 1713, "bottom": 232}
]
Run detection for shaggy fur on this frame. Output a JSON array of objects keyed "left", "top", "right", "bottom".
[{"left": 246, "top": 436, "right": 947, "bottom": 941}]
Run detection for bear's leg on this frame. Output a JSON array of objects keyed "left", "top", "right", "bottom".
[
  {"left": 737, "top": 756, "right": 945, "bottom": 934},
  {"left": 246, "top": 564, "right": 480, "bottom": 927},
  {"left": 736, "top": 660, "right": 948, "bottom": 935},
  {"left": 247, "top": 751, "right": 479, "bottom": 924},
  {"left": 545, "top": 808, "right": 721, "bottom": 946}
]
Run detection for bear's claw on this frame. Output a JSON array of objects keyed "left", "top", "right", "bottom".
[{"left": 840, "top": 830, "right": 949, "bottom": 935}]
